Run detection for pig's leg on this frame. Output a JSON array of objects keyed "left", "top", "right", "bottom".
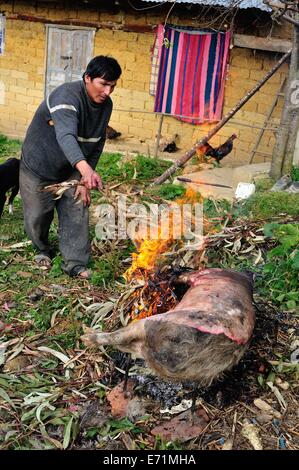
[{"left": 81, "top": 320, "right": 146, "bottom": 357}]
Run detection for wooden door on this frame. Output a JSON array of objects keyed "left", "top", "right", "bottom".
[{"left": 45, "top": 26, "right": 94, "bottom": 97}]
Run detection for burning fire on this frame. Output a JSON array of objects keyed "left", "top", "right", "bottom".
[
  {"left": 124, "top": 188, "right": 199, "bottom": 281},
  {"left": 124, "top": 239, "right": 173, "bottom": 280},
  {"left": 129, "top": 278, "right": 178, "bottom": 320},
  {"left": 124, "top": 189, "right": 201, "bottom": 321}
]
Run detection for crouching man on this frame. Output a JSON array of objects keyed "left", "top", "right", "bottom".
[{"left": 20, "top": 56, "right": 122, "bottom": 279}]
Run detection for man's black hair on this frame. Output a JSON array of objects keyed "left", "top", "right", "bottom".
[{"left": 83, "top": 55, "right": 122, "bottom": 81}]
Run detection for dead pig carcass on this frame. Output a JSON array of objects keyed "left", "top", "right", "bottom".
[{"left": 82, "top": 269, "right": 255, "bottom": 386}]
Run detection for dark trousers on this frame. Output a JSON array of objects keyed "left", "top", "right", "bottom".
[{"left": 19, "top": 162, "right": 90, "bottom": 274}]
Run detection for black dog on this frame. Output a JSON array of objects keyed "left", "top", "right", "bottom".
[{"left": 0, "top": 157, "right": 20, "bottom": 217}]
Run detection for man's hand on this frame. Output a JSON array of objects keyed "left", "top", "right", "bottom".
[
  {"left": 75, "top": 160, "right": 103, "bottom": 190},
  {"left": 74, "top": 185, "right": 91, "bottom": 207}
]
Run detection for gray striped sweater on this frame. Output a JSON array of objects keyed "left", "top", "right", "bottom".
[{"left": 22, "top": 80, "right": 112, "bottom": 182}]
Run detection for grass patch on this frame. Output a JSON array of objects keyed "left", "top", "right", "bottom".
[
  {"left": 96, "top": 153, "right": 124, "bottom": 182},
  {"left": 259, "top": 223, "right": 299, "bottom": 311},
  {"left": 236, "top": 173, "right": 299, "bottom": 220},
  {"left": 237, "top": 191, "right": 299, "bottom": 219},
  {"left": 90, "top": 239, "right": 135, "bottom": 287},
  {"left": 291, "top": 166, "right": 299, "bottom": 182},
  {"left": 254, "top": 177, "right": 274, "bottom": 192},
  {"left": 0, "top": 134, "right": 22, "bottom": 162},
  {"left": 91, "top": 254, "right": 124, "bottom": 286},
  {"left": 148, "top": 183, "right": 186, "bottom": 200},
  {"left": 133, "top": 154, "right": 172, "bottom": 181},
  {"left": 97, "top": 153, "right": 172, "bottom": 184},
  {"left": 203, "top": 198, "right": 232, "bottom": 219}
]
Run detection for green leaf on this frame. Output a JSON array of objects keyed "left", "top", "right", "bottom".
[
  {"left": 0, "top": 387, "right": 16, "bottom": 409},
  {"left": 286, "top": 291, "right": 299, "bottom": 301},
  {"left": 0, "top": 378, "right": 9, "bottom": 387},
  {"left": 63, "top": 416, "right": 74, "bottom": 450},
  {"left": 108, "top": 417, "right": 143, "bottom": 436},
  {"left": 291, "top": 250, "right": 299, "bottom": 269},
  {"left": 286, "top": 300, "right": 297, "bottom": 310},
  {"left": 85, "top": 427, "right": 100, "bottom": 438},
  {"left": 275, "top": 224, "right": 299, "bottom": 248},
  {"left": 36, "top": 402, "right": 56, "bottom": 424},
  {"left": 264, "top": 224, "right": 299, "bottom": 249},
  {"left": 263, "top": 223, "right": 280, "bottom": 238},
  {"left": 279, "top": 235, "right": 299, "bottom": 249},
  {"left": 21, "top": 408, "right": 37, "bottom": 423},
  {"left": 276, "top": 293, "right": 285, "bottom": 302},
  {"left": 266, "top": 371, "right": 276, "bottom": 384},
  {"left": 268, "top": 245, "right": 286, "bottom": 259},
  {"left": 257, "top": 375, "right": 264, "bottom": 387},
  {"left": 263, "top": 263, "right": 276, "bottom": 273},
  {"left": 277, "top": 362, "right": 284, "bottom": 373}
]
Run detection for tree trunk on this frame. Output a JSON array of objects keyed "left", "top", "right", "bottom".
[
  {"left": 283, "top": 111, "right": 299, "bottom": 173},
  {"left": 270, "top": 91, "right": 292, "bottom": 179},
  {"left": 271, "top": 21, "right": 299, "bottom": 178},
  {"left": 282, "top": 22, "right": 299, "bottom": 174}
]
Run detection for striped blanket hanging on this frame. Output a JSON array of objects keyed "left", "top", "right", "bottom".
[{"left": 153, "top": 25, "right": 231, "bottom": 124}]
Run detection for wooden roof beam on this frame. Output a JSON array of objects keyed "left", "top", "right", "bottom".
[{"left": 233, "top": 33, "right": 292, "bottom": 53}]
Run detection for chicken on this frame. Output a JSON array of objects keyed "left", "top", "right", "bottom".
[
  {"left": 197, "top": 134, "right": 237, "bottom": 163},
  {"left": 159, "top": 133, "right": 179, "bottom": 153},
  {"left": 82, "top": 269, "right": 255, "bottom": 387},
  {"left": 106, "top": 125, "right": 121, "bottom": 140}
]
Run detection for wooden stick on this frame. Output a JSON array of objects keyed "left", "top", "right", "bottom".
[
  {"left": 155, "top": 114, "right": 164, "bottom": 158},
  {"left": 249, "top": 78, "right": 286, "bottom": 164},
  {"left": 151, "top": 50, "right": 291, "bottom": 187},
  {"left": 177, "top": 176, "right": 232, "bottom": 188}
]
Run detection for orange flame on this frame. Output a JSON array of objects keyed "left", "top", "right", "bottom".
[
  {"left": 124, "top": 188, "right": 200, "bottom": 281},
  {"left": 124, "top": 188, "right": 204, "bottom": 321},
  {"left": 125, "top": 239, "right": 173, "bottom": 280}
]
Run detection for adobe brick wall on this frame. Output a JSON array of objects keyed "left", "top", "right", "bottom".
[{"left": 0, "top": 1, "right": 292, "bottom": 164}]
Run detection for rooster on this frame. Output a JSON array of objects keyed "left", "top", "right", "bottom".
[{"left": 196, "top": 134, "right": 237, "bottom": 163}]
